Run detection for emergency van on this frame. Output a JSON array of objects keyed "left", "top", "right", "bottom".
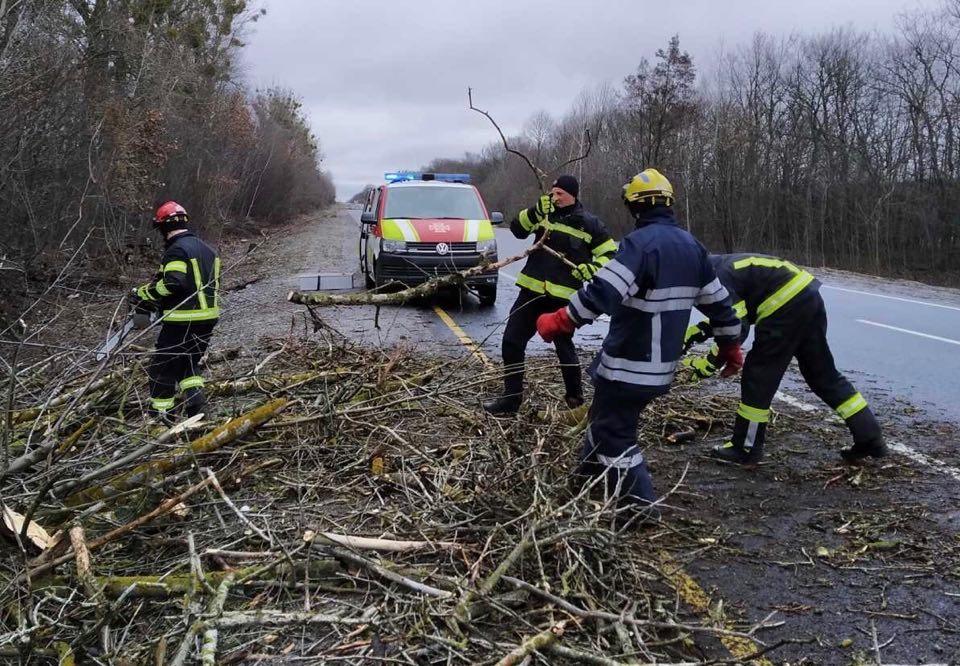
[{"left": 359, "top": 172, "right": 504, "bottom": 305}]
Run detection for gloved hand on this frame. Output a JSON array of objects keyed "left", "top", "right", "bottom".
[
  {"left": 681, "top": 355, "right": 717, "bottom": 379},
  {"left": 715, "top": 342, "right": 744, "bottom": 378},
  {"left": 571, "top": 262, "right": 600, "bottom": 281},
  {"left": 127, "top": 288, "right": 143, "bottom": 307},
  {"left": 683, "top": 321, "right": 711, "bottom": 352},
  {"left": 536, "top": 307, "right": 576, "bottom": 343},
  {"left": 533, "top": 193, "right": 554, "bottom": 221}
]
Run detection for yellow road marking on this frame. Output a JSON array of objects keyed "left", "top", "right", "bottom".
[
  {"left": 434, "top": 309, "right": 763, "bottom": 662},
  {"left": 657, "top": 550, "right": 773, "bottom": 665},
  {"left": 432, "top": 306, "right": 495, "bottom": 369}
]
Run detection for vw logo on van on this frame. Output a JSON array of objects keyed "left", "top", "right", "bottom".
[{"left": 436, "top": 242, "right": 450, "bottom": 255}]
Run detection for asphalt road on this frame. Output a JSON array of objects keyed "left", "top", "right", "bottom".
[{"left": 344, "top": 210, "right": 960, "bottom": 424}]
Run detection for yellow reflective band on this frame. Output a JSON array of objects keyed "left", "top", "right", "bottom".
[
  {"left": 179, "top": 375, "right": 204, "bottom": 390},
  {"left": 151, "top": 397, "right": 175, "bottom": 411},
  {"left": 756, "top": 271, "right": 814, "bottom": 322},
  {"left": 836, "top": 392, "right": 868, "bottom": 419},
  {"left": 542, "top": 220, "right": 592, "bottom": 243},
  {"left": 592, "top": 238, "right": 618, "bottom": 257},
  {"left": 155, "top": 280, "right": 172, "bottom": 297},
  {"left": 164, "top": 260, "right": 188, "bottom": 274},
  {"left": 734, "top": 300, "right": 748, "bottom": 319},
  {"left": 514, "top": 274, "right": 576, "bottom": 300},
  {"left": 462, "top": 219, "right": 494, "bottom": 242},
  {"left": 517, "top": 208, "right": 536, "bottom": 232},
  {"left": 380, "top": 219, "right": 420, "bottom": 241},
  {"left": 737, "top": 403, "right": 770, "bottom": 423},
  {"left": 515, "top": 272, "right": 546, "bottom": 294},
  {"left": 733, "top": 257, "right": 801, "bottom": 273},
  {"left": 137, "top": 285, "right": 154, "bottom": 301},
  {"left": 162, "top": 307, "right": 220, "bottom": 322},
  {"left": 189, "top": 258, "right": 207, "bottom": 310}
]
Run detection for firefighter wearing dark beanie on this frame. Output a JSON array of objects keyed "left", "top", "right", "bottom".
[{"left": 483, "top": 174, "right": 616, "bottom": 416}]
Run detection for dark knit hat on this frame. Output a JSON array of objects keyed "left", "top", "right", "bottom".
[{"left": 552, "top": 174, "right": 579, "bottom": 199}]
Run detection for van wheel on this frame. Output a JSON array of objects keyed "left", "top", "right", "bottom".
[{"left": 477, "top": 285, "right": 497, "bottom": 307}]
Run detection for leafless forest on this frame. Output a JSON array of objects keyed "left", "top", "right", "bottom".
[
  {"left": 0, "top": 1, "right": 335, "bottom": 325},
  {"left": 420, "top": 2, "right": 960, "bottom": 285}
]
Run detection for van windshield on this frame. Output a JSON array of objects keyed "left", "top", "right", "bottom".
[{"left": 383, "top": 186, "right": 485, "bottom": 219}]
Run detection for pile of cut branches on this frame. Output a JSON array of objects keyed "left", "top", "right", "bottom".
[{"left": 0, "top": 332, "right": 779, "bottom": 664}]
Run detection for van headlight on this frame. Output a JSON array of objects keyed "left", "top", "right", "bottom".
[
  {"left": 381, "top": 239, "right": 407, "bottom": 253},
  {"left": 477, "top": 239, "right": 497, "bottom": 255}
]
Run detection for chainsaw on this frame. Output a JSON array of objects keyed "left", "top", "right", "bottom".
[{"left": 95, "top": 301, "right": 157, "bottom": 361}]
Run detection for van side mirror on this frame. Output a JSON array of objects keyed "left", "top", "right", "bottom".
[
  {"left": 491, "top": 212, "right": 504, "bottom": 225},
  {"left": 360, "top": 211, "right": 378, "bottom": 225}
]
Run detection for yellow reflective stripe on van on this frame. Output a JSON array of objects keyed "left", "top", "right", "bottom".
[
  {"left": 381, "top": 219, "right": 420, "bottom": 242},
  {"left": 836, "top": 392, "right": 868, "bottom": 419},
  {"left": 164, "top": 260, "right": 188, "bottom": 273},
  {"left": 515, "top": 273, "right": 576, "bottom": 300},
  {"left": 756, "top": 271, "right": 814, "bottom": 322}
]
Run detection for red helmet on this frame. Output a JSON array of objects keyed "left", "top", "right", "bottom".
[{"left": 153, "top": 201, "right": 188, "bottom": 225}]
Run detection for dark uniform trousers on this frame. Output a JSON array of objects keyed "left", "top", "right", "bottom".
[
  {"left": 733, "top": 291, "right": 882, "bottom": 454},
  {"left": 502, "top": 288, "right": 582, "bottom": 400},
  {"left": 577, "top": 376, "right": 656, "bottom": 505},
  {"left": 148, "top": 322, "right": 215, "bottom": 414}
]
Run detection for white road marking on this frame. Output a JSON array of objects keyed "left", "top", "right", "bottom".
[
  {"left": 822, "top": 284, "right": 960, "bottom": 313},
  {"left": 856, "top": 319, "right": 960, "bottom": 346},
  {"left": 774, "top": 390, "right": 820, "bottom": 413},
  {"left": 498, "top": 270, "right": 517, "bottom": 283},
  {"left": 773, "top": 391, "right": 960, "bottom": 482},
  {"left": 887, "top": 442, "right": 960, "bottom": 483}
]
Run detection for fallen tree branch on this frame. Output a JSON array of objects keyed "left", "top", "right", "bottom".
[
  {"left": 494, "top": 620, "right": 566, "bottom": 666},
  {"left": 64, "top": 398, "right": 288, "bottom": 507},
  {"left": 288, "top": 238, "right": 546, "bottom": 306}
]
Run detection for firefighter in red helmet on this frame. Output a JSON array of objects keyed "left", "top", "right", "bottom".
[{"left": 129, "top": 201, "right": 221, "bottom": 421}]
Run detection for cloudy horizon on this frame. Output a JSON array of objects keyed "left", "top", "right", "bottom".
[{"left": 242, "top": 0, "right": 941, "bottom": 200}]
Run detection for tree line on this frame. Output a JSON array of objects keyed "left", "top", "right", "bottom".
[
  {"left": 420, "top": 2, "right": 960, "bottom": 285},
  {"left": 0, "top": 1, "right": 335, "bottom": 314}
]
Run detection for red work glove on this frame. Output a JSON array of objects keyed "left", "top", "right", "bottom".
[
  {"left": 715, "top": 341, "right": 744, "bottom": 378},
  {"left": 536, "top": 307, "right": 576, "bottom": 343}
]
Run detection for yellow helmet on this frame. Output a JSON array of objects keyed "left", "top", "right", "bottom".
[{"left": 622, "top": 168, "right": 674, "bottom": 207}]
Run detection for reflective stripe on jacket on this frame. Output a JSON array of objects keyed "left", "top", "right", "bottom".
[
  {"left": 510, "top": 201, "right": 616, "bottom": 300},
  {"left": 565, "top": 206, "right": 740, "bottom": 391},
  {"left": 136, "top": 231, "right": 221, "bottom": 323}
]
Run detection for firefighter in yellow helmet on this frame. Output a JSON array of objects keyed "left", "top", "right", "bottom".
[{"left": 536, "top": 168, "right": 743, "bottom": 525}]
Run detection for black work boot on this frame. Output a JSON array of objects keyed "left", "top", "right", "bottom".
[
  {"left": 710, "top": 441, "right": 763, "bottom": 465},
  {"left": 182, "top": 388, "right": 208, "bottom": 418},
  {"left": 564, "top": 393, "right": 585, "bottom": 409},
  {"left": 482, "top": 395, "right": 522, "bottom": 416},
  {"left": 840, "top": 437, "right": 888, "bottom": 462}
]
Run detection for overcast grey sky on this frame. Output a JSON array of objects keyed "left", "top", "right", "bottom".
[{"left": 242, "top": 0, "right": 939, "bottom": 200}]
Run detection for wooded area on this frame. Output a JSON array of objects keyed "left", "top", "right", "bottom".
[
  {"left": 420, "top": 2, "right": 960, "bottom": 285},
  {"left": 0, "top": 0, "right": 335, "bottom": 319}
]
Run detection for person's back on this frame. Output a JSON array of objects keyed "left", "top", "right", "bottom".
[
  {"left": 585, "top": 205, "right": 726, "bottom": 391},
  {"left": 709, "top": 253, "right": 819, "bottom": 327}
]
